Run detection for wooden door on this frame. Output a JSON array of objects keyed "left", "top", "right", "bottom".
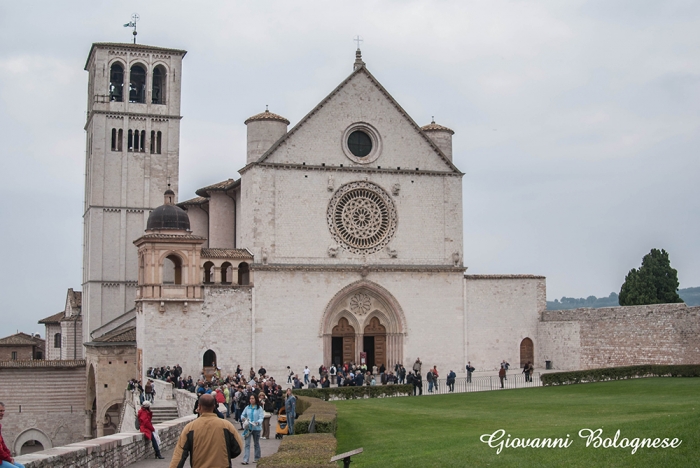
[
  {"left": 520, "top": 338, "right": 534, "bottom": 368},
  {"left": 333, "top": 317, "right": 356, "bottom": 364}
]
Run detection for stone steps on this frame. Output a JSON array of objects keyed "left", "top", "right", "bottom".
[{"left": 150, "top": 406, "right": 179, "bottom": 424}]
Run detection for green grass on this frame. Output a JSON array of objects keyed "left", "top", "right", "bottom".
[{"left": 334, "top": 378, "right": 700, "bottom": 467}]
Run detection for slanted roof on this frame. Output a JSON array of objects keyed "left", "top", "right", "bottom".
[
  {"left": 38, "top": 311, "right": 65, "bottom": 325},
  {"left": 0, "top": 332, "right": 44, "bottom": 347},
  {"left": 92, "top": 326, "right": 136, "bottom": 344},
  {"left": 245, "top": 109, "right": 290, "bottom": 125},
  {"left": 178, "top": 196, "right": 209, "bottom": 207},
  {"left": 246, "top": 64, "right": 461, "bottom": 174},
  {"left": 195, "top": 179, "right": 240, "bottom": 197},
  {"left": 201, "top": 248, "right": 254, "bottom": 259},
  {"left": 421, "top": 121, "right": 454, "bottom": 135}
]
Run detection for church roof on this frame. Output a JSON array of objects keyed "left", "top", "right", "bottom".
[
  {"left": 38, "top": 311, "right": 65, "bottom": 324},
  {"left": 245, "top": 60, "right": 461, "bottom": 174},
  {"left": 92, "top": 326, "right": 136, "bottom": 344},
  {"left": 421, "top": 120, "right": 454, "bottom": 135},
  {"left": 0, "top": 332, "right": 44, "bottom": 347},
  {"left": 195, "top": 178, "right": 240, "bottom": 197},
  {"left": 201, "top": 248, "right": 254, "bottom": 259},
  {"left": 178, "top": 196, "right": 209, "bottom": 207},
  {"left": 244, "top": 109, "right": 290, "bottom": 125}
]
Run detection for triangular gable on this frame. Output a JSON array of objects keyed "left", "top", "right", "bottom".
[{"left": 248, "top": 65, "right": 460, "bottom": 174}]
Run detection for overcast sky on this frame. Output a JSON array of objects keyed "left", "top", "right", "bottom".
[{"left": 1, "top": 1, "right": 698, "bottom": 338}]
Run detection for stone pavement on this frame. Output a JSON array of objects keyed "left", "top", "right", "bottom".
[{"left": 128, "top": 415, "right": 282, "bottom": 467}]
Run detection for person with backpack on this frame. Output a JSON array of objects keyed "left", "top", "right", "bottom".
[
  {"left": 446, "top": 370, "right": 456, "bottom": 392},
  {"left": 466, "top": 362, "right": 475, "bottom": 383}
]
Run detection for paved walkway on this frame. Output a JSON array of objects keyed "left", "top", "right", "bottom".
[{"left": 129, "top": 416, "right": 282, "bottom": 467}]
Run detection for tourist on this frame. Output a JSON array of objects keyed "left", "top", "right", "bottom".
[
  {"left": 144, "top": 379, "right": 154, "bottom": 402},
  {"left": 285, "top": 388, "right": 297, "bottom": 435},
  {"left": 432, "top": 366, "right": 439, "bottom": 391},
  {"left": 523, "top": 361, "right": 534, "bottom": 382},
  {"left": 241, "top": 393, "right": 264, "bottom": 464},
  {"left": 426, "top": 367, "right": 434, "bottom": 393},
  {"left": 415, "top": 372, "right": 423, "bottom": 395},
  {"left": 499, "top": 365, "right": 506, "bottom": 389},
  {"left": 138, "top": 401, "right": 164, "bottom": 459},
  {"left": 287, "top": 366, "right": 293, "bottom": 384},
  {"left": 303, "top": 366, "right": 310, "bottom": 384},
  {"left": 413, "top": 357, "right": 422, "bottom": 374},
  {"left": 329, "top": 364, "right": 337, "bottom": 385},
  {"left": 501, "top": 360, "right": 510, "bottom": 380},
  {"left": 0, "top": 402, "right": 25, "bottom": 468},
  {"left": 466, "top": 362, "right": 475, "bottom": 383},
  {"left": 170, "top": 394, "right": 242, "bottom": 467},
  {"left": 258, "top": 365, "right": 267, "bottom": 377},
  {"left": 447, "top": 370, "right": 456, "bottom": 392}
]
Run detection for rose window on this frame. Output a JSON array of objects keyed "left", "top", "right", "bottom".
[
  {"left": 350, "top": 292, "right": 372, "bottom": 315},
  {"left": 327, "top": 181, "right": 397, "bottom": 254}
]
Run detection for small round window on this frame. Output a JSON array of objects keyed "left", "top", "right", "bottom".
[{"left": 348, "top": 131, "right": 372, "bottom": 157}]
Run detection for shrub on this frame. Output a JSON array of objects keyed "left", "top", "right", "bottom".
[
  {"left": 294, "top": 396, "right": 337, "bottom": 435},
  {"left": 257, "top": 433, "right": 337, "bottom": 467},
  {"left": 293, "top": 384, "right": 412, "bottom": 401},
  {"left": 541, "top": 365, "right": 700, "bottom": 386}
]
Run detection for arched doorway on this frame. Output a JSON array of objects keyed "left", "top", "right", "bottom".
[
  {"left": 520, "top": 338, "right": 534, "bottom": 368},
  {"left": 203, "top": 349, "right": 217, "bottom": 381},
  {"left": 321, "top": 281, "right": 406, "bottom": 368},
  {"left": 364, "top": 317, "right": 386, "bottom": 369},
  {"left": 332, "top": 318, "right": 356, "bottom": 366},
  {"left": 102, "top": 403, "right": 121, "bottom": 436},
  {"left": 14, "top": 428, "right": 52, "bottom": 455}
]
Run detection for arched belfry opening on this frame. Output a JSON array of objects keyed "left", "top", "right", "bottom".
[
  {"left": 321, "top": 280, "right": 406, "bottom": 368},
  {"left": 520, "top": 337, "right": 534, "bottom": 368}
]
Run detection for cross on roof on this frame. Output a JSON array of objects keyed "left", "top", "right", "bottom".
[{"left": 354, "top": 35, "right": 363, "bottom": 50}]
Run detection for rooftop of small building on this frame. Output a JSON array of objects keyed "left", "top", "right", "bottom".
[
  {"left": 38, "top": 311, "right": 65, "bottom": 324},
  {"left": 201, "top": 248, "right": 254, "bottom": 259},
  {"left": 421, "top": 119, "right": 454, "bottom": 135},
  {"left": 91, "top": 326, "right": 136, "bottom": 344},
  {"left": 195, "top": 178, "right": 240, "bottom": 197},
  {"left": 0, "top": 332, "right": 45, "bottom": 346}
]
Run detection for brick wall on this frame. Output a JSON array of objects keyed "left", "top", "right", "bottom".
[
  {"left": 0, "top": 346, "right": 34, "bottom": 361},
  {"left": 539, "top": 303, "right": 700, "bottom": 370},
  {"left": 14, "top": 415, "right": 196, "bottom": 468}
]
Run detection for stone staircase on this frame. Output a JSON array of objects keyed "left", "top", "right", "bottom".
[{"left": 150, "top": 404, "right": 179, "bottom": 424}]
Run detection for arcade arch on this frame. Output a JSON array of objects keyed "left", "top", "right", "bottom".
[
  {"left": 13, "top": 428, "right": 52, "bottom": 455},
  {"left": 321, "top": 280, "right": 406, "bottom": 368}
]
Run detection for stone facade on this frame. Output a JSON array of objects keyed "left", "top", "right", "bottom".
[{"left": 539, "top": 303, "right": 700, "bottom": 370}]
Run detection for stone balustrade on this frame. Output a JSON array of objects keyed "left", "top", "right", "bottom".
[{"left": 14, "top": 415, "right": 196, "bottom": 468}]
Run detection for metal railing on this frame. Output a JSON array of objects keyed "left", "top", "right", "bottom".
[{"left": 415, "top": 373, "right": 541, "bottom": 395}]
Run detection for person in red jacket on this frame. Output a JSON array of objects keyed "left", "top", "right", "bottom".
[
  {"left": 138, "top": 401, "right": 164, "bottom": 459},
  {"left": 0, "top": 402, "right": 25, "bottom": 468}
]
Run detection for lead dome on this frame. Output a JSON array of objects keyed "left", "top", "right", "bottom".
[{"left": 146, "top": 189, "right": 190, "bottom": 231}]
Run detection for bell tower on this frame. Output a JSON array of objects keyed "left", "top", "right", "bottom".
[{"left": 82, "top": 43, "right": 187, "bottom": 343}]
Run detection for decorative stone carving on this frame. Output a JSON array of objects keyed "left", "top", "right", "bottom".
[
  {"left": 349, "top": 292, "right": 371, "bottom": 316},
  {"left": 452, "top": 251, "right": 461, "bottom": 267},
  {"left": 327, "top": 174, "right": 335, "bottom": 192},
  {"left": 328, "top": 245, "right": 339, "bottom": 258},
  {"left": 261, "top": 248, "right": 268, "bottom": 265},
  {"left": 392, "top": 183, "right": 400, "bottom": 196},
  {"left": 386, "top": 246, "right": 397, "bottom": 258},
  {"left": 327, "top": 181, "right": 398, "bottom": 254}
]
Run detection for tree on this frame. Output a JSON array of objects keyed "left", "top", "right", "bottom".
[{"left": 619, "top": 248, "right": 683, "bottom": 306}]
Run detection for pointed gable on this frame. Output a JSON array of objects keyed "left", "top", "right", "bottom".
[{"left": 252, "top": 66, "right": 460, "bottom": 174}]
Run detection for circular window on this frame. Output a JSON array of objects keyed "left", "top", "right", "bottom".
[
  {"left": 342, "top": 123, "right": 382, "bottom": 164},
  {"left": 347, "top": 131, "right": 372, "bottom": 157},
  {"left": 327, "top": 181, "right": 397, "bottom": 254}
]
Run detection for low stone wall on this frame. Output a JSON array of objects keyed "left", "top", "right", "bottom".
[
  {"left": 14, "top": 415, "right": 196, "bottom": 468},
  {"left": 540, "top": 303, "right": 700, "bottom": 370},
  {"left": 175, "top": 388, "right": 197, "bottom": 418}
]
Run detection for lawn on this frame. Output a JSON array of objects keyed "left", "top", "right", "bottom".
[{"left": 334, "top": 378, "right": 699, "bottom": 467}]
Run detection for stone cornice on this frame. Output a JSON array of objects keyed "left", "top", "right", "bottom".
[
  {"left": 239, "top": 162, "right": 463, "bottom": 177},
  {"left": 85, "top": 110, "right": 182, "bottom": 130},
  {"left": 0, "top": 359, "right": 85, "bottom": 368},
  {"left": 464, "top": 274, "right": 546, "bottom": 280},
  {"left": 252, "top": 263, "right": 466, "bottom": 273}
]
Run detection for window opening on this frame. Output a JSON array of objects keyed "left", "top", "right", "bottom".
[
  {"left": 221, "top": 262, "right": 233, "bottom": 284},
  {"left": 163, "top": 255, "right": 182, "bottom": 285},
  {"left": 238, "top": 262, "right": 250, "bottom": 285},
  {"left": 203, "top": 262, "right": 214, "bottom": 283},
  {"left": 54, "top": 333, "right": 62, "bottom": 348},
  {"left": 150, "top": 131, "right": 155, "bottom": 154},
  {"left": 157, "top": 131, "right": 162, "bottom": 154},
  {"left": 118, "top": 129, "right": 123, "bottom": 151},
  {"left": 348, "top": 130, "right": 372, "bottom": 157},
  {"left": 128, "top": 130, "right": 133, "bottom": 151},
  {"left": 128, "top": 65, "right": 147, "bottom": 103},
  {"left": 140, "top": 130, "right": 146, "bottom": 152},
  {"left": 109, "top": 63, "right": 124, "bottom": 102},
  {"left": 111, "top": 129, "right": 117, "bottom": 151},
  {"left": 152, "top": 66, "right": 166, "bottom": 104}
]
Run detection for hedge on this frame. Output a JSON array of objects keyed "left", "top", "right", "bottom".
[
  {"left": 294, "top": 396, "right": 337, "bottom": 435},
  {"left": 293, "top": 384, "right": 412, "bottom": 401},
  {"left": 257, "top": 433, "right": 337, "bottom": 467},
  {"left": 541, "top": 365, "right": 700, "bottom": 386}
]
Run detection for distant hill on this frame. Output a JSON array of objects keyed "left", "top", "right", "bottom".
[{"left": 547, "top": 287, "right": 700, "bottom": 310}]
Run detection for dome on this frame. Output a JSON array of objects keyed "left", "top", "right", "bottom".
[
  {"left": 146, "top": 190, "right": 190, "bottom": 231},
  {"left": 244, "top": 109, "right": 290, "bottom": 125}
]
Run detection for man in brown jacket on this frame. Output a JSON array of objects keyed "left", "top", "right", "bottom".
[{"left": 170, "top": 394, "right": 243, "bottom": 468}]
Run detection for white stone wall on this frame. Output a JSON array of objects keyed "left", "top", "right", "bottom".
[
  {"left": 185, "top": 205, "right": 209, "bottom": 248},
  {"left": 464, "top": 276, "right": 545, "bottom": 372},
  {"left": 137, "top": 286, "right": 252, "bottom": 380},
  {"left": 44, "top": 324, "right": 62, "bottom": 360},
  {"left": 252, "top": 269, "right": 465, "bottom": 380},
  {"left": 537, "top": 321, "right": 581, "bottom": 370},
  {"left": 208, "top": 192, "right": 236, "bottom": 249},
  {"left": 239, "top": 166, "right": 462, "bottom": 266}
]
